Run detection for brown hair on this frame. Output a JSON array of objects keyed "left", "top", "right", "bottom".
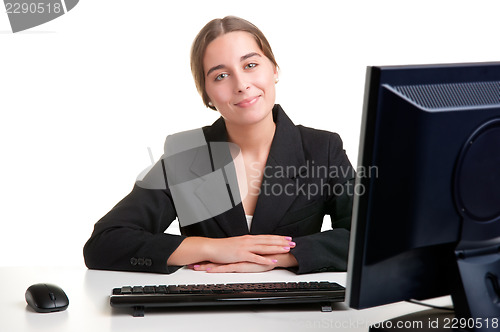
[{"left": 190, "top": 16, "right": 279, "bottom": 110}]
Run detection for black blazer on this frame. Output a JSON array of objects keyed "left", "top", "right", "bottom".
[{"left": 83, "top": 105, "right": 355, "bottom": 274}]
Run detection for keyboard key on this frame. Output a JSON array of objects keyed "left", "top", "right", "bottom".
[
  {"left": 120, "top": 286, "right": 132, "bottom": 294},
  {"left": 132, "top": 286, "right": 143, "bottom": 294},
  {"left": 143, "top": 286, "right": 155, "bottom": 294},
  {"left": 155, "top": 286, "right": 167, "bottom": 294}
]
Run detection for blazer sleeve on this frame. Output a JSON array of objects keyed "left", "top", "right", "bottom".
[
  {"left": 83, "top": 161, "right": 186, "bottom": 274},
  {"left": 289, "top": 133, "right": 355, "bottom": 274}
]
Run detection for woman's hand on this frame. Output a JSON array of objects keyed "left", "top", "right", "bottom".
[
  {"left": 187, "top": 252, "right": 299, "bottom": 273},
  {"left": 167, "top": 234, "right": 295, "bottom": 267},
  {"left": 204, "top": 235, "right": 295, "bottom": 266},
  {"left": 188, "top": 261, "right": 276, "bottom": 273}
]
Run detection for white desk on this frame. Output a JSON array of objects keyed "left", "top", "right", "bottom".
[{"left": 0, "top": 267, "right": 452, "bottom": 332}]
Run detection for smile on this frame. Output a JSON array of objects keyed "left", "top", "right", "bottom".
[{"left": 235, "top": 96, "right": 260, "bottom": 108}]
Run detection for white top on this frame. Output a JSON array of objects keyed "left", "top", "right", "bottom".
[{"left": 245, "top": 215, "right": 253, "bottom": 231}]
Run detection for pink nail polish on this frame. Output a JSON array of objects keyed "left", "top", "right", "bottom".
[
  {"left": 283, "top": 246, "right": 290, "bottom": 250},
  {"left": 194, "top": 264, "right": 200, "bottom": 268},
  {"left": 289, "top": 242, "right": 296, "bottom": 246},
  {"left": 285, "top": 237, "right": 292, "bottom": 241},
  {"left": 272, "top": 259, "right": 278, "bottom": 263}
]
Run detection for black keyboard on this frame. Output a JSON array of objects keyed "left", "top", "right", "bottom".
[{"left": 110, "top": 281, "right": 345, "bottom": 316}]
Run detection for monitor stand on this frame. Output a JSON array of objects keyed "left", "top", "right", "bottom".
[{"left": 369, "top": 246, "right": 500, "bottom": 332}]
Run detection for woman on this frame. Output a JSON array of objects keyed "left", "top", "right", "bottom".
[{"left": 83, "top": 16, "right": 354, "bottom": 274}]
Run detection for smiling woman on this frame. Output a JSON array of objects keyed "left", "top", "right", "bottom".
[
  {"left": 203, "top": 31, "right": 278, "bottom": 128},
  {"left": 190, "top": 16, "right": 279, "bottom": 111},
  {"left": 83, "top": 16, "right": 355, "bottom": 275}
]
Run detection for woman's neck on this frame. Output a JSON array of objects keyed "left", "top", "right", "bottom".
[{"left": 225, "top": 113, "right": 276, "bottom": 157}]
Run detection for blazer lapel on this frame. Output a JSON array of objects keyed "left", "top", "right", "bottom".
[
  {"left": 200, "top": 117, "right": 249, "bottom": 237},
  {"left": 250, "top": 158, "right": 300, "bottom": 235},
  {"left": 250, "top": 105, "right": 306, "bottom": 235}
]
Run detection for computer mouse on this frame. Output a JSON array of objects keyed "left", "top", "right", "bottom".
[{"left": 25, "top": 283, "right": 69, "bottom": 313}]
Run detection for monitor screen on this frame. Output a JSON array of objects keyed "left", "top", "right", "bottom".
[{"left": 346, "top": 62, "right": 500, "bottom": 323}]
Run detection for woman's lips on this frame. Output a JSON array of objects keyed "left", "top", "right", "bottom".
[{"left": 235, "top": 95, "right": 260, "bottom": 107}]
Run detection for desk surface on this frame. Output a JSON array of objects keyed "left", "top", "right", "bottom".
[{"left": 0, "top": 266, "right": 452, "bottom": 332}]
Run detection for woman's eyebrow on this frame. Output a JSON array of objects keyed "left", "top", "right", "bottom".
[
  {"left": 240, "top": 52, "right": 261, "bottom": 61},
  {"left": 206, "top": 64, "right": 225, "bottom": 77},
  {"left": 206, "top": 52, "right": 262, "bottom": 77}
]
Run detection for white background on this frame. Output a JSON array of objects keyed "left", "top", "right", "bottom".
[{"left": 0, "top": 0, "right": 499, "bottom": 267}]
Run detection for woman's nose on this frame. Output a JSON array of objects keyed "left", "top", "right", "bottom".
[{"left": 233, "top": 73, "right": 250, "bottom": 93}]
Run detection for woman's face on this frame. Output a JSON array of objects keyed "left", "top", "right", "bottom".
[{"left": 203, "top": 31, "right": 278, "bottom": 127}]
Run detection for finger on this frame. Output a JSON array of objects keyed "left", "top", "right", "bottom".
[
  {"left": 193, "top": 263, "right": 218, "bottom": 271},
  {"left": 205, "top": 263, "right": 237, "bottom": 273},
  {"left": 248, "top": 235, "right": 294, "bottom": 245},
  {"left": 250, "top": 244, "right": 293, "bottom": 255},
  {"left": 246, "top": 253, "right": 279, "bottom": 266},
  {"left": 207, "top": 262, "right": 276, "bottom": 273}
]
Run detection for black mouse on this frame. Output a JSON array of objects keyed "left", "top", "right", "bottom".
[{"left": 25, "top": 283, "right": 69, "bottom": 313}]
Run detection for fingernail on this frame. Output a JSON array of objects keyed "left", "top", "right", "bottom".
[
  {"left": 285, "top": 236, "right": 292, "bottom": 241},
  {"left": 283, "top": 247, "right": 290, "bottom": 250},
  {"left": 272, "top": 259, "right": 278, "bottom": 263},
  {"left": 289, "top": 242, "right": 296, "bottom": 247},
  {"left": 194, "top": 265, "right": 200, "bottom": 268},
  {"left": 206, "top": 267, "right": 212, "bottom": 271}
]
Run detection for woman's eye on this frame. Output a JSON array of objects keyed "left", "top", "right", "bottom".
[
  {"left": 215, "top": 73, "right": 228, "bottom": 81},
  {"left": 245, "top": 63, "right": 257, "bottom": 69}
]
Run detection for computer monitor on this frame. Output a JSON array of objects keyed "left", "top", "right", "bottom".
[{"left": 346, "top": 62, "right": 500, "bottom": 328}]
